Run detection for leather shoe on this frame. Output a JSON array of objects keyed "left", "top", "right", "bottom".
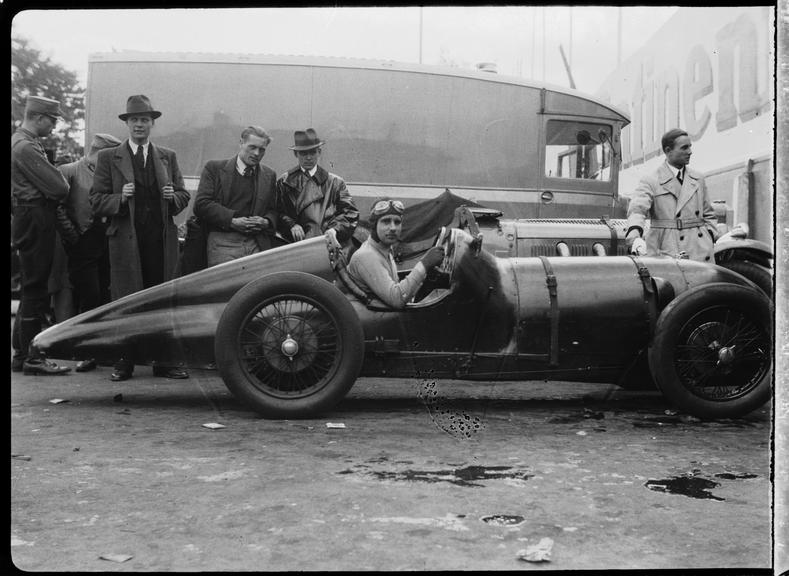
[
  {"left": 75, "top": 358, "right": 97, "bottom": 372},
  {"left": 23, "top": 359, "right": 71, "bottom": 376},
  {"left": 12, "top": 355, "right": 25, "bottom": 372},
  {"left": 110, "top": 369, "right": 133, "bottom": 382},
  {"left": 152, "top": 366, "right": 189, "bottom": 379}
]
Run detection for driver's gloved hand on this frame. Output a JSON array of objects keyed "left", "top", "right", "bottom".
[{"left": 421, "top": 246, "right": 445, "bottom": 270}]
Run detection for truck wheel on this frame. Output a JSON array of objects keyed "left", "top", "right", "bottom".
[
  {"left": 648, "top": 283, "right": 772, "bottom": 419},
  {"left": 717, "top": 259, "right": 773, "bottom": 299},
  {"left": 215, "top": 272, "right": 364, "bottom": 418}
]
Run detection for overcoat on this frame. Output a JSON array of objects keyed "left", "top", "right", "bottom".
[
  {"left": 626, "top": 162, "right": 719, "bottom": 262},
  {"left": 90, "top": 140, "right": 190, "bottom": 300},
  {"left": 192, "top": 157, "right": 278, "bottom": 251}
]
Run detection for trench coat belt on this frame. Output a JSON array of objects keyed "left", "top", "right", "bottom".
[{"left": 650, "top": 217, "right": 705, "bottom": 230}]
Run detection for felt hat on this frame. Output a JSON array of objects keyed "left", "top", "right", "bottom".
[
  {"left": 118, "top": 94, "right": 161, "bottom": 121},
  {"left": 288, "top": 128, "right": 324, "bottom": 151},
  {"left": 25, "top": 95, "right": 64, "bottom": 118}
]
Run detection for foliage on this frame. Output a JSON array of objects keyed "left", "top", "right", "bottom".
[{"left": 11, "top": 35, "right": 85, "bottom": 159}]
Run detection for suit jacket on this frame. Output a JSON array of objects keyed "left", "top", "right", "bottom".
[
  {"left": 90, "top": 139, "right": 190, "bottom": 299},
  {"left": 192, "top": 157, "right": 277, "bottom": 251},
  {"left": 626, "top": 162, "right": 719, "bottom": 262}
]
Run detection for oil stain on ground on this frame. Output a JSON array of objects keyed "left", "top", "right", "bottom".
[
  {"left": 338, "top": 464, "right": 533, "bottom": 487},
  {"left": 645, "top": 475, "right": 724, "bottom": 500}
]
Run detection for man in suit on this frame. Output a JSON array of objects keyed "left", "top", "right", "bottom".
[
  {"left": 90, "top": 95, "right": 191, "bottom": 381},
  {"left": 626, "top": 128, "right": 719, "bottom": 262},
  {"left": 193, "top": 126, "right": 278, "bottom": 267},
  {"left": 276, "top": 129, "right": 358, "bottom": 245},
  {"left": 11, "top": 95, "right": 71, "bottom": 375}
]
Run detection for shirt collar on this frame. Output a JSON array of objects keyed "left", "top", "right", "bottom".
[
  {"left": 666, "top": 162, "right": 683, "bottom": 179},
  {"left": 236, "top": 156, "right": 257, "bottom": 176},
  {"left": 129, "top": 141, "right": 149, "bottom": 156},
  {"left": 302, "top": 165, "right": 317, "bottom": 178}
]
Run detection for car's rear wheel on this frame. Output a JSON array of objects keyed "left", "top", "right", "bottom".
[
  {"left": 648, "top": 283, "right": 772, "bottom": 419},
  {"left": 717, "top": 259, "right": 773, "bottom": 299},
  {"left": 215, "top": 272, "right": 364, "bottom": 418}
]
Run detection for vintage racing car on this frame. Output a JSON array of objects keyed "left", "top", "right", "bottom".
[{"left": 32, "top": 208, "right": 773, "bottom": 420}]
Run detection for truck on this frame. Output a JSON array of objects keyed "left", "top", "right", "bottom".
[{"left": 84, "top": 50, "right": 772, "bottom": 292}]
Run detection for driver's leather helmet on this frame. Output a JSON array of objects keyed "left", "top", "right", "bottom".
[{"left": 369, "top": 198, "right": 405, "bottom": 243}]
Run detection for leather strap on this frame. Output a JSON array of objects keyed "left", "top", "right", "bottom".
[{"left": 538, "top": 256, "right": 560, "bottom": 366}]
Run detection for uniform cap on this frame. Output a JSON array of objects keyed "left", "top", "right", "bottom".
[
  {"left": 89, "top": 133, "right": 123, "bottom": 154},
  {"left": 25, "top": 95, "right": 64, "bottom": 118}
]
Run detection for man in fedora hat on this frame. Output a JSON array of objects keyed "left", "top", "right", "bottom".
[
  {"left": 276, "top": 128, "right": 358, "bottom": 244},
  {"left": 90, "top": 95, "right": 191, "bottom": 381},
  {"left": 57, "top": 134, "right": 122, "bottom": 328},
  {"left": 11, "top": 95, "right": 72, "bottom": 375},
  {"left": 193, "top": 125, "right": 278, "bottom": 267}
]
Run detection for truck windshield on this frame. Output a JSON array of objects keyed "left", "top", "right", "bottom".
[{"left": 544, "top": 120, "right": 613, "bottom": 182}]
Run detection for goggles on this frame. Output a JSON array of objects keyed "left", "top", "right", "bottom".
[{"left": 370, "top": 199, "right": 405, "bottom": 218}]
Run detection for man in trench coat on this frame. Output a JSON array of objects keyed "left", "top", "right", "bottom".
[
  {"left": 90, "top": 95, "right": 191, "bottom": 381},
  {"left": 626, "top": 128, "right": 719, "bottom": 262}
]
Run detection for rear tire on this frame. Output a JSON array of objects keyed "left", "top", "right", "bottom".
[
  {"left": 648, "top": 283, "right": 772, "bottom": 419},
  {"left": 215, "top": 272, "right": 365, "bottom": 418},
  {"left": 717, "top": 259, "right": 773, "bottom": 299}
]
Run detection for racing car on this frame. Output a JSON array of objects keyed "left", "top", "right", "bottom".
[{"left": 32, "top": 208, "right": 772, "bottom": 420}]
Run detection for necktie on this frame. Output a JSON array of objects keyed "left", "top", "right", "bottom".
[
  {"left": 244, "top": 165, "right": 255, "bottom": 178},
  {"left": 677, "top": 169, "right": 683, "bottom": 185},
  {"left": 135, "top": 144, "right": 145, "bottom": 168}
]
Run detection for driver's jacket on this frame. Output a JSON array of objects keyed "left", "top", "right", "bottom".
[{"left": 347, "top": 237, "right": 427, "bottom": 309}]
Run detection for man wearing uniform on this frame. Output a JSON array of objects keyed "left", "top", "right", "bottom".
[
  {"left": 11, "top": 95, "right": 72, "bottom": 375},
  {"left": 626, "top": 128, "right": 719, "bottom": 262},
  {"left": 276, "top": 129, "right": 359, "bottom": 245}
]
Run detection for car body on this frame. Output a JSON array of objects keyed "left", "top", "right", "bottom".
[{"left": 32, "top": 208, "right": 772, "bottom": 420}]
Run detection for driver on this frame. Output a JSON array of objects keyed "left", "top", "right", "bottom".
[{"left": 347, "top": 198, "right": 445, "bottom": 308}]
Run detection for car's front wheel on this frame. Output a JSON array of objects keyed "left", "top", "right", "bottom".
[
  {"left": 648, "top": 283, "right": 772, "bottom": 419},
  {"left": 215, "top": 272, "right": 365, "bottom": 418}
]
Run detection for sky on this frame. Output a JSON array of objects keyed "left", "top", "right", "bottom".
[{"left": 11, "top": 6, "right": 680, "bottom": 96}]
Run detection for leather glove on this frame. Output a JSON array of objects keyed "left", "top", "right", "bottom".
[
  {"left": 630, "top": 237, "right": 647, "bottom": 256},
  {"left": 420, "top": 246, "right": 445, "bottom": 270}
]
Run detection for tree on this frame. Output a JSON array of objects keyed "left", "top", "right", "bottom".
[{"left": 11, "top": 35, "right": 85, "bottom": 159}]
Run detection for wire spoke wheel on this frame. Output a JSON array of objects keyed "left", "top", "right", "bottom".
[
  {"left": 649, "top": 283, "right": 772, "bottom": 419},
  {"left": 216, "top": 272, "right": 364, "bottom": 417},
  {"left": 238, "top": 296, "right": 340, "bottom": 398},
  {"left": 673, "top": 307, "right": 770, "bottom": 401}
]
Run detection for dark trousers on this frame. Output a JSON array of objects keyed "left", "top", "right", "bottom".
[
  {"left": 115, "top": 221, "right": 165, "bottom": 374},
  {"left": 12, "top": 202, "right": 56, "bottom": 359},
  {"left": 64, "top": 223, "right": 111, "bottom": 314}
]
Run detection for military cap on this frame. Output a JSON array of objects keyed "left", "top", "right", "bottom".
[
  {"left": 25, "top": 95, "right": 64, "bottom": 118},
  {"left": 88, "top": 133, "right": 123, "bottom": 154}
]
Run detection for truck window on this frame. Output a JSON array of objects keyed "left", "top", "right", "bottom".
[{"left": 544, "top": 120, "right": 613, "bottom": 182}]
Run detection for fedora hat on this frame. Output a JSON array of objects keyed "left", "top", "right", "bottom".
[
  {"left": 118, "top": 94, "right": 162, "bottom": 121},
  {"left": 25, "top": 95, "right": 64, "bottom": 118},
  {"left": 289, "top": 128, "right": 324, "bottom": 151}
]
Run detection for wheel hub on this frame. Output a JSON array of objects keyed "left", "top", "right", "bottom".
[
  {"left": 717, "top": 346, "right": 735, "bottom": 366},
  {"left": 281, "top": 335, "right": 299, "bottom": 358}
]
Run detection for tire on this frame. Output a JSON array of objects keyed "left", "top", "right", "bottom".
[
  {"left": 717, "top": 259, "right": 773, "bottom": 299},
  {"left": 648, "top": 283, "right": 772, "bottom": 419},
  {"left": 215, "top": 272, "right": 365, "bottom": 418}
]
